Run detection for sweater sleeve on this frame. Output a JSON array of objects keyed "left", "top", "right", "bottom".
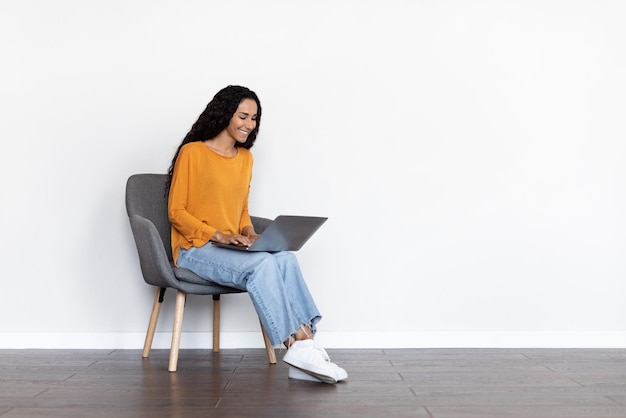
[
  {"left": 168, "top": 146, "right": 217, "bottom": 249},
  {"left": 239, "top": 182, "right": 253, "bottom": 232}
]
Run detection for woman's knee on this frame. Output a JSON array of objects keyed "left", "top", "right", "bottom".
[{"left": 274, "top": 251, "right": 298, "bottom": 266}]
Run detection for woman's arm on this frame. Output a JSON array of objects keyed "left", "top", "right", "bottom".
[{"left": 168, "top": 146, "right": 217, "bottom": 244}]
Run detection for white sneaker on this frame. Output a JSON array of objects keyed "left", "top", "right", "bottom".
[
  {"left": 283, "top": 340, "right": 338, "bottom": 384},
  {"left": 308, "top": 342, "right": 348, "bottom": 381}
]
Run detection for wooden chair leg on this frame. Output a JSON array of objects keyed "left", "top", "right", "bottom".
[
  {"left": 168, "top": 290, "right": 186, "bottom": 373},
  {"left": 212, "top": 295, "right": 221, "bottom": 352},
  {"left": 142, "top": 287, "right": 165, "bottom": 358},
  {"left": 260, "top": 321, "right": 277, "bottom": 364}
]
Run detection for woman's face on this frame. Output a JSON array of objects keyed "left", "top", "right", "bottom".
[{"left": 226, "top": 98, "right": 258, "bottom": 144}]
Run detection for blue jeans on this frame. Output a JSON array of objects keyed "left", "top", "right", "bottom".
[{"left": 177, "top": 244, "right": 321, "bottom": 346}]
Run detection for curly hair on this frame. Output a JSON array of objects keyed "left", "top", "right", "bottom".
[{"left": 166, "top": 85, "right": 262, "bottom": 189}]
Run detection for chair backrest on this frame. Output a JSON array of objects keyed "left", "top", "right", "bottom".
[
  {"left": 125, "top": 173, "right": 181, "bottom": 289},
  {"left": 125, "top": 173, "right": 173, "bottom": 261}
]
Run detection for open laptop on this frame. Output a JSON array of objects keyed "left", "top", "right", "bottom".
[{"left": 211, "top": 215, "right": 328, "bottom": 252}]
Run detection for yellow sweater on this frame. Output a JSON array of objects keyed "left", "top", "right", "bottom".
[{"left": 168, "top": 141, "right": 254, "bottom": 265}]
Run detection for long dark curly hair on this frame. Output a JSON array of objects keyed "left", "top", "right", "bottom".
[{"left": 166, "top": 85, "right": 262, "bottom": 189}]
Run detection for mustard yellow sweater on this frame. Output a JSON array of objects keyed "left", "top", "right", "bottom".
[{"left": 168, "top": 141, "right": 254, "bottom": 265}]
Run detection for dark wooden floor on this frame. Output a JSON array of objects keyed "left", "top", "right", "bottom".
[{"left": 1, "top": 348, "right": 626, "bottom": 417}]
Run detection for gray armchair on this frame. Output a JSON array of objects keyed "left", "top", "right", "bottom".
[{"left": 125, "top": 173, "right": 276, "bottom": 372}]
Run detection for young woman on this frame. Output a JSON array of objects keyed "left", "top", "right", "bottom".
[{"left": 167, "top": 85, "right": 347, "bottom": 383}]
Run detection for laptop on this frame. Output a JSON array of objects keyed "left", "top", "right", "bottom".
[{"left": 211, "top": 215, "right": 328, "bottom": 252}]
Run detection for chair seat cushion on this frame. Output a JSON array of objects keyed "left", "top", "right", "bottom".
[{"left": 173, "top": 266, "right": 244, "bottom": 295}]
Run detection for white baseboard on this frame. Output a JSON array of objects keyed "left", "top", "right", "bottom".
[{"left": 2, "top": 331, "right": 626, "bottom": 349}]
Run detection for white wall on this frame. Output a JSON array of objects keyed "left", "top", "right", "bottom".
[{"left": 2, "top": 0, "right": 625, "bottom": 349}]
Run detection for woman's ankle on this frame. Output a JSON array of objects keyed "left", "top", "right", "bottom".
[
  {"left": 295, "top": 325, "right": 313, "bottom": 340},
  {"left": 284, "top": 325, "right": 314, "bottom": 348}
]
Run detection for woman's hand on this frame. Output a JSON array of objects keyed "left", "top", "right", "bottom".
[
  {"left": 241, "top": 225, "right": 259, "bottom": 243},
  {"left": 211, "top": 231, "right": 255, "bottom": 247}
]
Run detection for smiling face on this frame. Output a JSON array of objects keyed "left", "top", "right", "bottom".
[{"left": 225, "top": 99, "right": 258, "bottom": 144}]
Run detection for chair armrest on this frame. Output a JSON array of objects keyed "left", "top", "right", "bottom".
[
  {"left": 251, "top": 216, "right": 273, "bottom": 234},
  {"left": 128, "top": 214, "right": 180, "bottom": 289}
]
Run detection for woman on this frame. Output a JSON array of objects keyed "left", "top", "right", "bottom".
[{"left": 167, "top": 85, "right": 347, "bottom": 384}]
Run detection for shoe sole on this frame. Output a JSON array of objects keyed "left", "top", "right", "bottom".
[
  {"left": 283, "top": 355, "right": 337, "bottom": 384},
  {"left": 289, "top": 367, "right": 322, "bottom": 382},
  {"left": 288, "top": 365, "right": 337, "bottom": 384},
  {"left": 289, "top": 366, "right": 347, "bottom": 383}
]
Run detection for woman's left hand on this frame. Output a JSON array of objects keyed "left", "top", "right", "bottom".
[{"left": 241, "top": 225, "right": 259, "bottom": 244}]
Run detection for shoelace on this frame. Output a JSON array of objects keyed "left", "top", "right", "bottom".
[{"left": 313, "top": 343, "right": 331, "bottom": 363}]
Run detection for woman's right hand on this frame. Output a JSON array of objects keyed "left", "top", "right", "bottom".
[{"left": 211, "top": 231, "right": 254, "bottom": 247}]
